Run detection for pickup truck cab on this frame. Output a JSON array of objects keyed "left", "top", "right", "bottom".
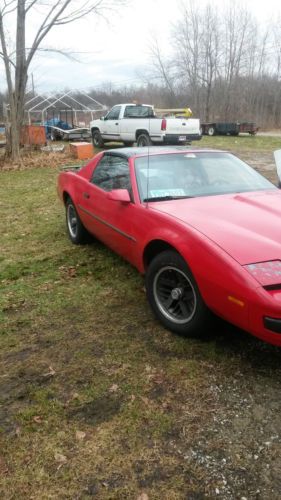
[{"left": 90, "top": 103, "right": 201, "bottom": 147}]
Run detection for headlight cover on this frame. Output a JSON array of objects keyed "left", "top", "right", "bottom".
[{"left": 244, "top": 260, "right": 281, "bottom": 287}]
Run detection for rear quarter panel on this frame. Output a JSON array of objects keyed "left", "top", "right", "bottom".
[{"left": 57, "top": 153, "right": 102, "bottom": 205}]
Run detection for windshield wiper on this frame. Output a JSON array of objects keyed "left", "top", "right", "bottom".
[{"left": 143, "top": 195, "right": 193, "bottom": 202}]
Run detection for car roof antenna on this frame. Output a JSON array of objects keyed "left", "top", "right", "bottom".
[{"left": 145, "top": 114, "right": 151, "bottom": 208}]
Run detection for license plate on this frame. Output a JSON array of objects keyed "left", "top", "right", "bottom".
[{"left": 178, "top": 136, "right": 186, "bottom": 141}]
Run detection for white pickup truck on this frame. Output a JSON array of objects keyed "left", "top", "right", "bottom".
[{"left": 90, "top": 103, "right": 201, "bottom": 147}]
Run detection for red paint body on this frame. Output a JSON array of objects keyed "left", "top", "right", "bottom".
[{"left": 58, "top": 148, "right": 281, "bottom": 346}]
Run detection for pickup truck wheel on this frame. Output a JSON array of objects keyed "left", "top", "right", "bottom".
[
  {"left": 66, "top": 197, "right": 90, "bottom": 244},
  {"left": 92, "top": 130, "right": 104, "bottom": 148},
  {"left": 208, "top": 126, "right": 215, "bottom": 136},
  {"left": 137, "top": 133, "right": 151, "bottom": 147},
  {"left": 146, "top": 250, "right": 210, "bottom": 337}
]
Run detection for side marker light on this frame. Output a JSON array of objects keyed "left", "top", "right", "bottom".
[{"left": 228, "top": 295, "right": 245, "bottom": 307}]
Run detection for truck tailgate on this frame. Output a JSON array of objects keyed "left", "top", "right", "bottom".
[{"left": 166, "top": 118, "right": 200, "bottom": 135}]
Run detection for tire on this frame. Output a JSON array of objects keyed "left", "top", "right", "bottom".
[
  {"left": 145, "top": 250, "right": 210, "bottom": 337},
  {"left": 208, "top": 126, "right": 215, "bottom": 136},
  {"left": 137, "top": 133, "right": 151, "bottom": 147},
  {"left": 66, "top": 197, "right": 89, "bottom": 244},
  {"left": 92, "top": 129, "right": 104, "bottom": 148}
]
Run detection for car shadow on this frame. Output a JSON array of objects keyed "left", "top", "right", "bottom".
[{"left": 209, "top": 317, "right": 281, "bottom": 372}]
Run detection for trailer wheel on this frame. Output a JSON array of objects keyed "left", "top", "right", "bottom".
[{"left": 208, "top": 126, "right": 215, "bottom": 136}]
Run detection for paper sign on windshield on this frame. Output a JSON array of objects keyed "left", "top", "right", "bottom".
[{"left": 149, "top": 189, "right": 186, "bottom": 197}]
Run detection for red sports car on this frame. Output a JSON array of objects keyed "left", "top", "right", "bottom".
[{"left": 57, "top": 146, "right": 281, "bottom": 346}]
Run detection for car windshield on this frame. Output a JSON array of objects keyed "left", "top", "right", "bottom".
[{"left": 134, "top": 152, "right": 276, "bottom": 202}]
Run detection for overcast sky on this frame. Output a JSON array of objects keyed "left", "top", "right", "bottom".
[{"left": 1, "top": 0, "right": 281, "bottom": 94}]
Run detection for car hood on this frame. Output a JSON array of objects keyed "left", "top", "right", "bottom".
[{"left": 151, "top": 189, "right": 281, "bottom": 265}]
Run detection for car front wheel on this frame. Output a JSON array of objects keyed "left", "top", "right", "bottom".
[
  {"left": 66, "top": 197, "right": 89, "bottom": 244},
  {"left": 146, "top": 250, "right": 210, "bottom": 336}
]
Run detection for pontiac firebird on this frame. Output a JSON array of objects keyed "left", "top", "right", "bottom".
[{"left": 57, "top": 146, "right": 281, "bottom": 346}]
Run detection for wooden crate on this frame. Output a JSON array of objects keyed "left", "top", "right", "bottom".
[{"left": 69, "top": 142, "right": 94, "bottom": 159}]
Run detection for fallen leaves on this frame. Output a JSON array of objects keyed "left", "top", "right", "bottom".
[
  {"left": 59, "top": 265, "right": 77, "bottom": 279},
  {"left": 75, "top": 430, "right": 86, "bottom": 441},
  {"left": 32, "top": 415, "right": 43, "bottom": 424},
  {"left": 109, "top": 384, "right": 119, "bottom": 393},
  {"left": 137, "top": 493, "right": 149, "bottom": 500},
  {"left": 0, "top": 455, "right": 9, "bottom": 475},
  {"left": 54, "top": 452, "right": 67, "bottom": 470},
  {"left": 42, "top": 365, "right": 56, "bottom": 378}
]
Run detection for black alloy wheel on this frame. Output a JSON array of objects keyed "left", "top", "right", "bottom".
[{"left": 146, "top": 250, "right": 211, "bottom": 336}]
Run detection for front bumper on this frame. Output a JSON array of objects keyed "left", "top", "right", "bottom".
[{"left": 248, "top": 287, "right": 281, "bottom": 345}]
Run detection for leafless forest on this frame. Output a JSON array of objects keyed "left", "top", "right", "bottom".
[{"left": 91, "top": 2, "right": 281, "bottom": 128}]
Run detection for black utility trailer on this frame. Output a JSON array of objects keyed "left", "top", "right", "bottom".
[{"left": 201, "top": 122, "right": 240, "bottom": 136}]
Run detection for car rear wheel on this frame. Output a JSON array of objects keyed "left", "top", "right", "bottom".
[
  {"left": 92, "top": 129, "right": 104, "bottom": 148},
  {"left": 137, "top": 133, "right": 151, "bottom": 147},
  {"left": 66, "top": 197, "right": 89, "bottom": 244},
  {"left": 146, "top": 250, "right": 210, "bottom": 336}
]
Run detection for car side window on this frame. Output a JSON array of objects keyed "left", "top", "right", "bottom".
[
  {"left": 105, "top": 106, "right": 121, "bottom": 120},
  {"left": 91, "top": 155, "right": 132, "bottom": 194}
]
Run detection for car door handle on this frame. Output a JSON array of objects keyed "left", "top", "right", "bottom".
[
  {"left": 83, "top": 192, "right": 90, "bottom": 199},
  {"left": 115, "top": 122, "right": 119, "bottom": 125}
]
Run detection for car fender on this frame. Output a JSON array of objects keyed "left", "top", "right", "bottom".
[{"left": 140, "top": 221, "right": 258, "bottom": 331}]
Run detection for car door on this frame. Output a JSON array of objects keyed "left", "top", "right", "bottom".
[
  {"left": 78, "top": 153, "right": 137, "bottom": 260},
  {"left": 101, "top": 105, "right": 121, "bottom": 140}
]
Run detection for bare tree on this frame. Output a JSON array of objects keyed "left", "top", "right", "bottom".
[
  {"left": 172, "top": 0, "right": 202, "bottom": 112},
  {"left": 198, "top": 3, "right": 220, "bottom": 121},
  {"left": 172, "top": 1, "right": 220, "bottom": 120},
  {"left": 0, "top": 0, "right": 120, "bottom": 159},
  {"left": 148, "top": 36, "right": 177, "bottom": 106},
  {"left": 220, "top": 2, "right": 255, "bottom": 119}
]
